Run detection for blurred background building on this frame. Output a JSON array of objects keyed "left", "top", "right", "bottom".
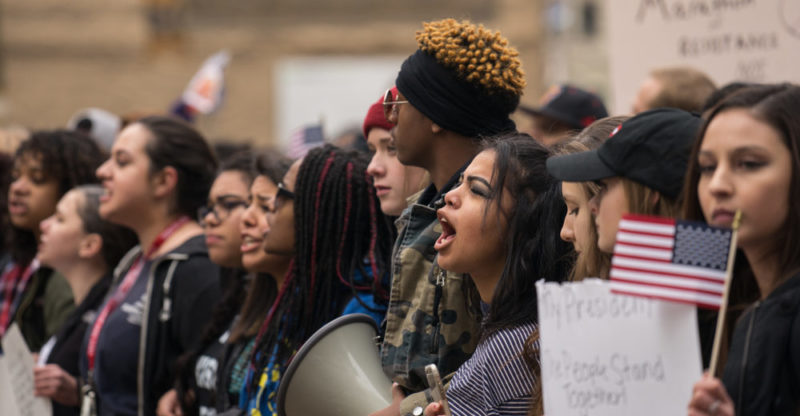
[
  {"left": 0, "top": 0, "right": 554, "bottom": 148},
  {"left": 1, "top": 0, "right": 797, "bottom": 149}
]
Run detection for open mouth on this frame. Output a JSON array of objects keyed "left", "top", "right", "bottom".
[
  {"left": 434, "top": 214, "right": 456, "bottom": 251},
  {"left": 240, "top": 235, "right": 263, "bottom": 253}
]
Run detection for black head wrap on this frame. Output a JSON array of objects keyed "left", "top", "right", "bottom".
[{"left": 396, "top": 49, "right": 520, "bottom": 138}]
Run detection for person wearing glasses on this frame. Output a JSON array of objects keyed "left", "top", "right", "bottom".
[
  {"left": 240, "top": 144, "right": 395, "bottom": 415},
  {"left": 365, "top": 86, "right": 428, "bottom": 217},
  {"left": 156, "top": 151, "right": 292, "bottom": 416},
  {"left": 83, "top": 116, "right": 221, "bottom": 416},
  {"left": 373, "top": 18, "right": 526, "bottom": 416}
]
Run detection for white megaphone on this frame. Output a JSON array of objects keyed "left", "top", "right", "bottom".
[{"left": 277, "top": 313, "right": 394, "bottom": 416}]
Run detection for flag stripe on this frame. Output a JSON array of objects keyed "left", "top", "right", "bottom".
[
  {"left": 612, "top": 255, "right": 727, "bottom": 280},
  {"left": 616, "top": 229, "right": 676, "bottom": 239},
  {"left": 620, "top": 214, "right": 677, "bottom": 225},
  {"left": 616, "top": 232, "right": 674, "bottom": 248},
  {"left": 610, "top": 264, "right": 726, "bottom": 285},
  {"left": 609, "top": 270, "right": 724, "bottom": 295},
  {"left": 618, "top": 219, "right": 675, "bottom": 235},
  {"left": 613, "top": 240, "right": 674, "bottom": 252},
  {"left": 609, "top": 281, "right": 723, "bottom": 307},
  {"left": 613, "top": 244, "right": 673, "bottom": 261}
]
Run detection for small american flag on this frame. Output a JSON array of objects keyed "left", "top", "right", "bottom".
[
  {"left": 609, "top": 214, "right": 733, "bottom": 310},
  {"left": 286, "top": 124, "right": 325, "bottom": 159}
]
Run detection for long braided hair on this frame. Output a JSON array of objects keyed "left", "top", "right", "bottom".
[{"left": 248, "top": 144, "right": 394, "bottom": 392}]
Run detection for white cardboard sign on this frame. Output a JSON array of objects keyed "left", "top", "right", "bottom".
[
  {"left": 607, "top": 0, "right": 800, "bottom": 113},
  {"left": 0, "top": 324, "right": 53, "bottom": 416},
  {"left": 536, "top": 279, "right": 702, "bottom": 416}
]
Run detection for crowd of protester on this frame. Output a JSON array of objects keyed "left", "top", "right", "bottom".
[{"left": 0, "top": 17, "right": 797, "bottom": 416}]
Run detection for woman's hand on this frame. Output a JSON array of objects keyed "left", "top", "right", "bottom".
[
  {"left": 156, "top": 388, "right": 183, "bottom": 416},
  {"left": 688, "top": 373, "right": 734, "bottom": 416},
  {"left": 368, "top": 383, "right": 406, "bottom": 416},
  {"left": 33, "top": 364, "right": 80, "bottom": 406}
]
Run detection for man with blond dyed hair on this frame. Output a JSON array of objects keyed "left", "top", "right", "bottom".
[
  {"left": 371, "top": 18, "right": 526, "bottom": 416},
  {"left": 632, "top": 66, "right": 717, "bottom": 114}
]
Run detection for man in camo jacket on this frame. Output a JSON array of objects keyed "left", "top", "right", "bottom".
[{"left": 372, "top": 18, "right": 527, "bottom": 416}]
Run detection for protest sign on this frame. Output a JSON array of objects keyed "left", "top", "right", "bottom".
[
  {"left": 607, "top": 0, "right": 800, "bottom": 113},
  {"left": 536, "top": 279, "right": 701, "bottom": 416},
  {"left": 0, "top": 324, "right": 52, "bottom": 416}
]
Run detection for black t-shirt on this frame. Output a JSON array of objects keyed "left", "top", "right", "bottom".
[{"left": 193, "top": 329, "right": 227, "bottom": 415}]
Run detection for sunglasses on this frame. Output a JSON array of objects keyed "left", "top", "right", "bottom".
[
  {"left": 382, "top": 88, "right": 409, "bottom": 122},
  {"left": 273, "top": 182, "right": 295, "bottom": 212}
]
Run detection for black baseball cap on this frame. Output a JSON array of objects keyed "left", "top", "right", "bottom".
[
  {"left": 519, "top": 84, "right": 609, "bottom": 130},
  {"left": 546, "top": 108, "right": 702, "bottom": 199}
]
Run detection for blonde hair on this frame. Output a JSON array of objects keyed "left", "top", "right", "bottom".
[
  {"left": 416, "top": 19, "right": 526, "bottom": 96},
  {"left": 622, "top": 178, "right": 681, "bottom": 217},
  {"left": 552, "top": 117, "right": 632, "bottom": 281},
  {"left": 649, "top": 66, "right": 716, "bottom": 113}
]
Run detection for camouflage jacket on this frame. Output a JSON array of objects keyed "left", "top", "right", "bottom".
[{"left": 380, "top": 169, "right": 482, "bottom": 414}]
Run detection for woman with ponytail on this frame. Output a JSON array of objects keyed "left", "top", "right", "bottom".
[{"left": 83, "top": 116, "right": 221, "bottom": 416}]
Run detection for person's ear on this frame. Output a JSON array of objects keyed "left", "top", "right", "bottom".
[
  {"left": 152, "top": 166, "right": 179, "bottom": 199},
  {"left": 431, "top": 122, "right": 443, "bottom": 134},
  {"left": 649, "top": 190, "right": 661, "bottom": 208},
  {"left": 78, "top": 233, "right": 103, "bottom": 259}
]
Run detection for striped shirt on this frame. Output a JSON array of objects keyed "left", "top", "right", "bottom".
[{"left": 446, "top": 322, "right": 537, "bottom": 416}]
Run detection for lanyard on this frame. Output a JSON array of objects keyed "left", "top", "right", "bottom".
[
  {"left": 0, "top": 260, "right": 38, "bottom": 335},
  {"left": 85, "top": 216, "right": 190, "bottom": 371}
]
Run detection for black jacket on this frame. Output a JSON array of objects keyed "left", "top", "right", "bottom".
[
  {"left": 722, "top": 272, "right": 800, "bottom": 415},
  {"left": 112, "top": 235, "right": 221, "bottom": 416},
  {"left": 47, "top": 275, "right": 111, "bottom": 416}
]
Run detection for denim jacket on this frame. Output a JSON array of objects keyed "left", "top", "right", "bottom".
[{"left": 380, "top": 167, "right": 482, "bottom": 415}]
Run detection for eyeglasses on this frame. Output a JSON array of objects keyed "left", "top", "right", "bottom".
[
  {"left": 273, "top": 182, "right": 295, "bottom": 212},
  {"left": 198, "top": 196, "right": 247, "bottom": 225},
  {"left": 382, "top": 88, "right": 408, "bottom": 122}
]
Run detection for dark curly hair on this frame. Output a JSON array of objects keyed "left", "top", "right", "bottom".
[
  {"left": 416, "top": 18, "right": 526, "bottom": 97},
  {"left": 0, "top": 152, "right": 13, "bottom": 257},
  {"left": 8, "top": 130, "right": 107, "bottom": 265}
]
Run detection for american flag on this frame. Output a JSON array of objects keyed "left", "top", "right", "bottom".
[
  {"left": 609, "top": 214, "right": 733, "bottom": 310},
  {"left": 286, "top": 124, "right": 325, "bottom": 159}
]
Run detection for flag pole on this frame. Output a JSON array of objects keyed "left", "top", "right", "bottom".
[{"left": 708, "top": 210, "right": 742, "bottom": 377}]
